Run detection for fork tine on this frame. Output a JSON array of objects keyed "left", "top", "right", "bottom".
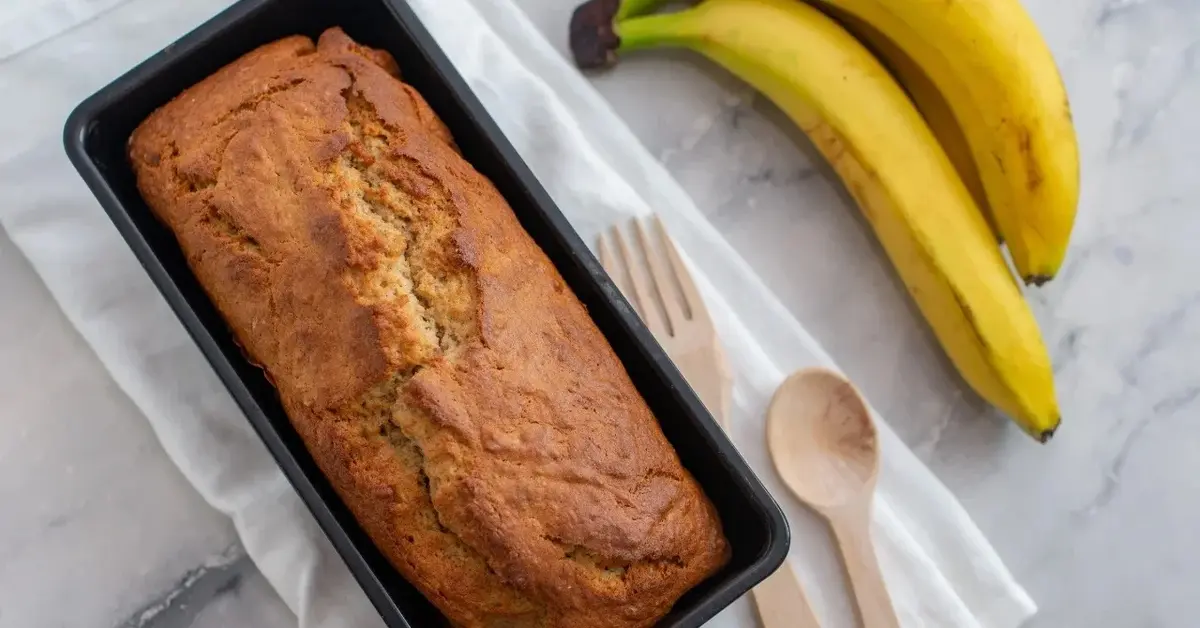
[
  {"left": 653, "top": 215, "right": 711, "bottom": 326},
  {"left": 597, "top": 232, "right": 641, "bottom": 318},
  {"left": 613, "top": 224, "right": 670, "bottom": 339},
  {"left": 635, "top": 217, "right": 687, "bottom": 335}
]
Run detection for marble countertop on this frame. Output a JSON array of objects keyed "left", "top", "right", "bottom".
[{"left": 2, "top": 0, "right": 1197, "bottom": 626}]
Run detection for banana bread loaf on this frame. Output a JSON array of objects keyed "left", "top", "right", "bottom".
[{"left": 128, "top": 28, "right": 729, "bottom": 627}]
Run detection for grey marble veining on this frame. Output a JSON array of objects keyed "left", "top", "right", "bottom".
[{"left": 117, "top": 546, "right": 294, "bottom": 628}]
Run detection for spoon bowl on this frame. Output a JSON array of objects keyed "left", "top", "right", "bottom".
[{"left": 767, "top": 367, "right": 879, "bottom": 509}]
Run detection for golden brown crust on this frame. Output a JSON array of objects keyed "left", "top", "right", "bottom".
[{"left": 129, "top": 28, "right": 728, "bottom": 628}]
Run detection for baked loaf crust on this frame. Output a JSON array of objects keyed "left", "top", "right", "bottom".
[{"left": 128, "top": 28, "right": 729, "bottom": 627}]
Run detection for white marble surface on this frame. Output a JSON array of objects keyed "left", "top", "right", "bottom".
[
  {"left": 1, "top": 0, "right": 1198, "bottom": 626},
  {"left": 518, "top": 0, "right": 1199, "bottom": 624}
]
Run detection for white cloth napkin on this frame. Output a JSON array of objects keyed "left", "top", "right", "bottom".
[{"left": 0, "top": 0, "right": 1036, "bottom": 626}]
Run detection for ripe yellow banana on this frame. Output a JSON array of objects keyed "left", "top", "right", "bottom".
[
  {"left": 823, "top": 8, "right": 998, "bottom": 239},
  {"left": 571, "top": 0, "right": 1001, "bottom": 240},
  {"left": 808, "top": 0, "right": 1080, "bottom": 285},
  {"left": 574, "top": 0, "right": 1060, "bottom": 439}
]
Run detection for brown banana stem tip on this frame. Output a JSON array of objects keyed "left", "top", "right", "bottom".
[
  {"left": 570, "top": 0, "right": 622, "bottom": 69},
  {"left": 1026, "top": 274, "right": 1052, "bottom": 287}
]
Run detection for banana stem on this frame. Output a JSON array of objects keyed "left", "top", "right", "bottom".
[
  {"left": 615, "top": 13, "right": 693, "bottom": 52},
  {"left": 570, "top": 2, "right": 691, "bottom": 69},
  {"left": 616, "top": 0, "right": 675, "bottom": 20}
]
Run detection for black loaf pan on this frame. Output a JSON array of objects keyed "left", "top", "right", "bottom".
[{"left": 63, "top": 0, "right": 790, "bottom": 625}]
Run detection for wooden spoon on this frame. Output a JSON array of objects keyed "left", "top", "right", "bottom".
[{"left": 767, "top": 368, "right": 900, "bottom": 628}]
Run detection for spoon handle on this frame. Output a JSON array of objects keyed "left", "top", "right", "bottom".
[
  {"left": 751, "top": 562, "right": 822, "bottom": 627},
  {"left": 829, "top": 506, "right": 900, "bottom": 628}
]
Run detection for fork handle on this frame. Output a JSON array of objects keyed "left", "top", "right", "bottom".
[
  {"left": 751, "top": 562, "right": 823, "bottom": 628},
  {"left": 684, "top": 345, "right": 733, "bottom": 431}
]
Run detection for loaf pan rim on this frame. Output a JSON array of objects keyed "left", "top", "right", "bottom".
[{"left": 61, "top": 0, "right": 791, "bottom": 625}]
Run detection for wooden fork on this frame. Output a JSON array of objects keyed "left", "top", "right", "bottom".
[
  {"left": 598, "top": 216, "right": 732, "bottom": 423},
  {"left": 598, "top": 216, "right": 822, "bottom": 628}
]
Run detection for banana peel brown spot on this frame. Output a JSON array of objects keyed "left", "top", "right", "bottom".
[
  {"left": 1016, "top": 125, "right": 1044, "bottom": 192},
  {"left": 570, "top": 0, "right": 622, "bottom": 70},
  {"left": 950, "top": 288, "right": 991, "bottom": 357},
  {"left": 1025, "top": 273, "right": 1052, "bottom": 287}
]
